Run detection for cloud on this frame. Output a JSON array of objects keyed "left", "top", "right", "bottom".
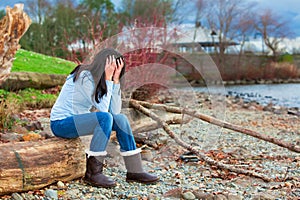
[{"left": 256, "top": 0, "right": 299, "bottom": 12}]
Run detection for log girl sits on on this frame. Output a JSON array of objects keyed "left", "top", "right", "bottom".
[{"left": 50, "top": 48, "right": 159, "bottom": 188}]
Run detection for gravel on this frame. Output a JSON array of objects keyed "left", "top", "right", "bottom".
[{"left": 2, "top": 90, "right": 300, "bottom": 200}]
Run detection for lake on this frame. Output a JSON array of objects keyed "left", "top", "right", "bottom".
[{"left": 192, "top": 83, "right": 300, "bottom": 109}]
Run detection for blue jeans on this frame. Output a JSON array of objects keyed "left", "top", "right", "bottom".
[{"left": 50, "top": 112, "right": 137, "bottom": 152}]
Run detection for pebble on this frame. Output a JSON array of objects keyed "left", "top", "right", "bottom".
[
  {"left": 11, "top": 193, "right": 23, "bottom": 200},
  {"left": 44, "top": 189, "right": 58, "bottom": 200},
  {"left": 227, "top": 194, "right": 243, "bottom": 200},
  {"left": 141, "top": 149, "right": 153, "bottom": 161},
  {"left": 56, "top": 181, "right": 65, "bottom": 188},
  {"left": 182, "top": 191, "right": 196, "bottom": 200}
]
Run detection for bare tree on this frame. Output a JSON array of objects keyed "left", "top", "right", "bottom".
[
  {"left": 25, "top": 0, "right": 51, "bottom": 24},
  {"left": 233, "top": 12, "right": 255, "bottom": 79},
  {"left": 202, "top": 0, "right": 255, "bottom": 67},
  {"left": 254, "top": 9, "right": 292, "bottom": 60}
]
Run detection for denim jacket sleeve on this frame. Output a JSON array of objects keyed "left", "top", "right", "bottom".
[
  {"left": 109, "top": 83, "right": 121, "bottom": 114},
  {"left": 94, "top": 80, "right": 113, "bottom": 112}
]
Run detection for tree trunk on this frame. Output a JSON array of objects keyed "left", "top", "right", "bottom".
[
  {"left": 0, "top": 4, "right": 31, "bottom": 84},
  {"left": 0, "top": 138, "right": 85, "bottom": 195}
]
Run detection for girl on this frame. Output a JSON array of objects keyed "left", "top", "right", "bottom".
[{"left": 50, "top": 48, "right": 159, "bottom": 188}]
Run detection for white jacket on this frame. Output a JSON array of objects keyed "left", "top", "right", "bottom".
[{"left": 50, "top": 70, "right": 121, "bottom": 121}]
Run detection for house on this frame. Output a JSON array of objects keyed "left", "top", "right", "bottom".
[{"left": 171, "top": 24, "right": 238, "bottom": 53}]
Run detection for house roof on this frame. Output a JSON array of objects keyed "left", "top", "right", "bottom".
[{"left": 171, "top": 24, "right": 238, "bottom": 47}]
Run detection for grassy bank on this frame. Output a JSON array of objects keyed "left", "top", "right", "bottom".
[{"left": 12, "top": 49, "right": 76, "bottom": 75}]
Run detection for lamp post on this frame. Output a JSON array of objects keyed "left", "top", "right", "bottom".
[{"left": 210, "top": 30, "right": 217, "bottom": 53}]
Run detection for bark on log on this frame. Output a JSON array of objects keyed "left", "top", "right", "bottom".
[
  {"left": 129, "top": 99, "right": 274, "bottom": 182},
  {"left": 0, "top": 4, "right": 31, "bottom": 84},
  {"left": 131, "top": 100, "right": 300, "bottom": 153},
  {"left": 0, "top": 72, "right": 67, "bottom": 90},
  {"left": 0, "top": 138, "right": 85, "bottom": 195}
]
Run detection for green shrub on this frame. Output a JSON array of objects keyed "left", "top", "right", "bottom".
[
  {"left": 0, "top": 93, "right": 21, "bottom": 130},
  {"left": 0, "top": 88, "right": 58, "bottom": 131},
  {"left": 279, "top": 54, "right": 294, "bottom": 63},
  {"left": 17, "top": 88, "right": 58, "bottom": 109}
]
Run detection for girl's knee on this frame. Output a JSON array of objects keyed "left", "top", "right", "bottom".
[
  {"left": 113, "top": 113, "right": 128, "bottom": 123},
  {"left": 96, "top": 112, "right": 113, "bottom": 127}
]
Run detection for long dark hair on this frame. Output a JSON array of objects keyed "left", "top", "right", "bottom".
[{"left": 70, "top": 48, "right": 125, "bottom": 103}]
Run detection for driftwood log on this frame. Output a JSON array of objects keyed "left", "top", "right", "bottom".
[
  {"left": 0, "top": 138, "right": 85, "bottom": 195},
  {"left": 0, "top": 72, "right": 67, "bottom": 90},
  {"left": 0, "top": 4, "right": 31, "bottom": 85}
]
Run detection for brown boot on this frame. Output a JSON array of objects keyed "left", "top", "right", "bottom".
[
  {"left": 83, "top": 155, "right": 116, "bottom": 188},
  {"left": 126, "top": 172, "right": 159, "bottom": 183},
  {"left": 122, "top": 149, "right": 159, "bottom": 184}
]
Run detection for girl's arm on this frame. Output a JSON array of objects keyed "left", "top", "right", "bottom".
[
  {"left": 109, "top": 83, "right": 121, "bottom": 114},
  {"left": 94, "top": 80, "right": 114, "bottom": 112}
]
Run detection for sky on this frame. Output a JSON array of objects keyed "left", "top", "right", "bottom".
[
  {"left": 1, "top": 0, "right": 300, "bottom": 37},
  {"left": 254, "top": 0, "right": 300, "bottom": 37}
]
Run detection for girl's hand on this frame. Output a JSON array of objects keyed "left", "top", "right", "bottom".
[
  {"left": 113, "top": 57, "right": 124, "bottom": 84},
  {"left": 105, "top": 55, "right": 116, "bottom": 81}
]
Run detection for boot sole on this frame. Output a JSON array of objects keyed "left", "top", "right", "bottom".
[
  {"left": 82, "top": 177, "right": 117, "bottom": 188},
  {"left": 126, "top": 177, "right": 160, "bottom": 184}
]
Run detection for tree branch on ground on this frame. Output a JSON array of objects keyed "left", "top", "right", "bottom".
[
  {"left": 130, "top": 99, "right": 300, "bottom": 153},
  {"left": 129, "top": 99, "right": 275, "bottom": 182}
]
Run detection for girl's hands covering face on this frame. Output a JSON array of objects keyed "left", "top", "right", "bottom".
[
  {"left": 113, "top": 57, "right": 124, "bottom": 84},
  {"left": 105, "top": 55, "right": 116, "bottom": 81}
]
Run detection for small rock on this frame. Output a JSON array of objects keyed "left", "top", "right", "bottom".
[
  {"left": 11, "top": 125, "right": 28, "bottom": 134},
  {"left": 44, "top": 189, "right": 58, "bottom": 200},
  {"left": 169, "top": 161, "right": 177, "bottom": 169},
  {"left": 0, "top": 132, "right": 22, "bottom": 142},
  {"left": 227, "top": 194, "right": 242, "bottom": 200},
  {"left": 157, "top": 136, "right": 168, "bottom": 144},
  {"left": 252, "top": 192, "right": 275, "bottom": 200},
  {"left": 25, "top": 121, "right": 43, "bottom": 131},
  {"left": 57, "top": 181, "right": 65, "bottom": 188},
  {"left": 182, "top": 191, "right": 196, "bottom": 200},
  {"left": 11, "top": 193, "right": 24, "bottom": 200},
  {"left": 141, "top": 150, "right": 153, "bottom": 161},
  {"left": 215, "top": 194, "right": 227, "bottom": 200},
  {"left": 22, "top": 132, "right": 42, "bottom": 141},
  {"left": 98, "top": 194, "right": 109, "bottom": 200},
  {"left": 163, "top": 187, "right": 182, "bottom": 198},
  {"left": 148, "top": 193, "right": 160, "bottom": 200},
  {"left": 21, "top": 193, "right": 35, "bottom": 200},
  {"left": 193, "top": 191, "right": 214, "bottom": 200},
  {"left": 40, "top": 131, "right": 54, "bottom": 139}
]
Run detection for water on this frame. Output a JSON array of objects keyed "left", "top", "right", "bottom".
[{"left": 192, "top": 83, "right": 300, "bottom": 108}]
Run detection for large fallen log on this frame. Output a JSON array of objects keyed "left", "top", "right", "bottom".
[
  {"left": 0, "top": 72, "right": 67, "bottom": 90},
  {"left": 0, "top": 138, "right": 85, "bottom": 195}
]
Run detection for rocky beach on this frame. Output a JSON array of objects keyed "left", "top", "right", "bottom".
[{"left": 1, "top": 89, "right": 299, "bottom": 200}]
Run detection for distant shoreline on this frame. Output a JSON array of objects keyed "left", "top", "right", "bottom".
[{"left": 189, "top": 78, "right": 300, "bottom": 87}]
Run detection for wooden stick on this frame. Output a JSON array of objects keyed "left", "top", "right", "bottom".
[
  {"left": 130, "top": 99, "right": 300, "bottom": 153},
  {"left": 129, "top": 100, "right": 274, "bottom": 182}
]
